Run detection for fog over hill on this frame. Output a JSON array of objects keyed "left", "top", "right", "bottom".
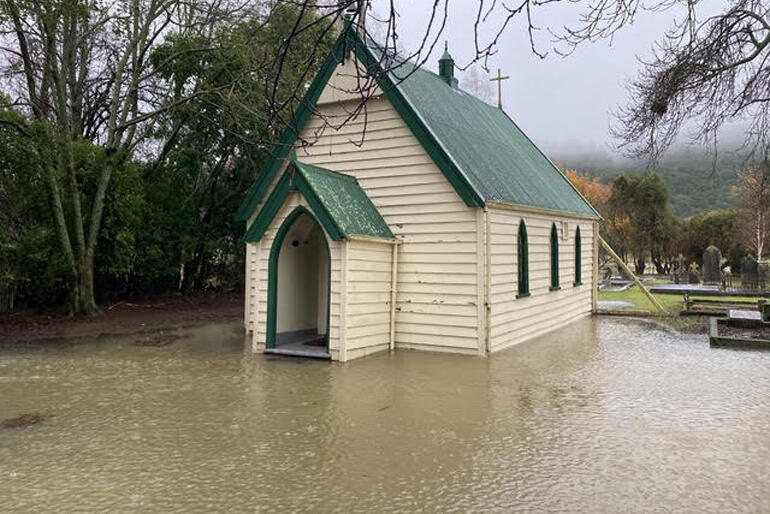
[
  {"left": 549, "top": 144, "right": 748, "bottom": 218},
  {"left": 389, "top": 1, "right": 752, "bottom": 219}
]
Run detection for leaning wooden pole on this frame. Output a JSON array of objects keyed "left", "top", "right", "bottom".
[{"left": 598, "top": 236, "right": 669, "bottom": 315}]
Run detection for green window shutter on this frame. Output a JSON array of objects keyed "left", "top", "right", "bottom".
[
  {"left": 517, "top": 220, "right": 530, "bottom": 298},
  {"left": 574, "top": 226, "right": 582, "bottom": 286},
  {"left": 550, "top": 223, "right": 560, "bottom": 291}
]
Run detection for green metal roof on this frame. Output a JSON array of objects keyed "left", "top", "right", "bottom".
[
  {"left": 237, "top": 26, "right": 599, "bottom": 222},
  {"left": 381, "top": 52, "right": 598, "bottom": 218},
  {"left": 244, "top": 159, "right": 393, "bottom": 242},
  {"left": 294, "top": 161, "right": 394, "bottom": 239}
]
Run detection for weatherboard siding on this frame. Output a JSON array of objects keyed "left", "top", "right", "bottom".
[
  {"left": 488, "top": 207, "right": 595, "bottom": 352},
  {"left": 250, "top": 193, "right": 344, "bottom": 359},
  {"left": 343, "top": 239, "right": 394, "bottom": 359},
  {"left": 299, "top": 94, "right": 481, "bottom": 354},
  {"left": 245, "top": 163, "right": 289, "bottom": 334},
  {"left": 244, "top": 241, "right": 259, "bottom": 332}
]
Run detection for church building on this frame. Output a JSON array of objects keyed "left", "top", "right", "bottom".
[{"left": 237, "top": 26, "right": 600, "bottom": 361}]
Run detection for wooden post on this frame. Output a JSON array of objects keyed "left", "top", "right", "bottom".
[{"left": 598, "top": 236, "right": 668, "bottom": 315}]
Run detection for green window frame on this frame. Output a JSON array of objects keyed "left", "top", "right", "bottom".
[
  {"left": 549, "top": 223, "right": 560, "bottom": 291},
  {"left": 517, "top": 220, "right": 530, "bottom": 298},
  {"left": 574, "top": 226, "right": 582, "bottom": 286}
]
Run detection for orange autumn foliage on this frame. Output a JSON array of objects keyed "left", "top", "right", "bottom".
[
  {"left": 564, "top": 169, "right": 611, "bottom": 215},
  {"left": 564, "top": 169, "right": 631, "bottom": 246}
]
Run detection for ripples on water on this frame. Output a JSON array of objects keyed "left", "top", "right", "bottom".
[{"left": 0, "top": 318, "right": 768, "bottom": 513}]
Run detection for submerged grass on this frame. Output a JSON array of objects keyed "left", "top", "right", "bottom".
[
  {"left": 599, "top": 285, "right": 764, "bottom": 314},
  {"left": 598, "top": 287, "right": 683, "bottom": 313}
]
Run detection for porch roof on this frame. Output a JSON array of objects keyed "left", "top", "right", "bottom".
[{"left": 244, "top": 160, "right": 394, "bottom": 242}]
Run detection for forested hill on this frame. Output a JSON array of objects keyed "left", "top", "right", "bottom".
[{"left": 552, "top": 147, "right": 746, "bottom": 217}]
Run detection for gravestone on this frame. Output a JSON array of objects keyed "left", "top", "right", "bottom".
[
  {"left": 672, "top": 254, "right": 685, "bottom": 284},
  {"left": 688, "top": 262, "right": 700, "bottom": 284},
  {"left": 702, "top": 245, "right": 722, "bottom": 284}
]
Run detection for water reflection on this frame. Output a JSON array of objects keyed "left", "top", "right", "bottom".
[{"left": 1, "top": 318, "right": 768, "bottom": 512}]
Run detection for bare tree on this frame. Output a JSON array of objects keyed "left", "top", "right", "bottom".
[
  {"left": 0, "top": 0, "right": 247, "bottom": 314},
  {"left": 736, "top": 166, "right": 770, "bottom": 259},
  {"left": 606, "top": 1, "right": 770, "bottom": 162}
]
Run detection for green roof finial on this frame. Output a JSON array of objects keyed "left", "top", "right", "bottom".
[
  {"left": 440, "top": 40, "right": 452, "bottom": 61},
  {"left": 439, "top": 41, "right": 454, "bottom": 86}
]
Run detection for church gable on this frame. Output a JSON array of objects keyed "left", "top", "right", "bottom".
[
  {"left": 237, "top": 25, "right": 598, "bottom": 223},
  {"left": 244, "top": 159, "right": 394, "bottom": 243},
  {"left": 297, "top": 87, "right": 483, "bottom": 354}
]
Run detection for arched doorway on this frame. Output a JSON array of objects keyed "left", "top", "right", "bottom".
[{"left": 266, "top": 207, "right": 330, "bottom": 357}]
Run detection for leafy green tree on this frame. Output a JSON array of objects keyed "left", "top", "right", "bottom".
[
  {"left": 0, "top": 2, "right": 335, "bottom": 313},
  {"left": 608, "top": 173, "right": 672, "bottom": 274},
  {"left": 0, "top": 99, "right": 68, "bottom": 310},
  {"left": 146, "top": 8, "right": 336, "bottom": 292},
  {"left": 680, "top": 209, "right": 742, "bottom": 270}
]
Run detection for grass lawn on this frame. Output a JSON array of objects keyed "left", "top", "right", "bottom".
[
  {"left": 598, "top": 287, "right": 683, "bottom": 313},
  {"left": 598, "top": 285, "right": 762, "bottom": 314}
]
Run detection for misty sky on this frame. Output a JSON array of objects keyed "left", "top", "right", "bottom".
[{"left": 382, "top": 1, "right": 725, "bottom": 157}]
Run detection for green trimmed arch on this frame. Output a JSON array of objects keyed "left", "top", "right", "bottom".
[
  {"left": 517, "top": 220, "right": 530, "bottom": 298},
  {"left": 574, "top": 226, "right": 582, "bottom": 286},
  {"left": 550, "top": 223, "right": 560, "bottom": 291},
  {"left": 266, "top": 206, "right": 331, "bottom": 350}
]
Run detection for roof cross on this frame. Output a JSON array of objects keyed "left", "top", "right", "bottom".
[{"left": 489, "top": 68, "right": 510, "bottom": 110}]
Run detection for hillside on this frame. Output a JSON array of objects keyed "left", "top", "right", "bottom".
[{"left": 552, "top": 147, "right": 746, "bottom": 217}]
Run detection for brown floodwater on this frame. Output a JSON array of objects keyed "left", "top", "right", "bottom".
[{"left": 1, "top": 318, "right": 769, "bottom": 512}]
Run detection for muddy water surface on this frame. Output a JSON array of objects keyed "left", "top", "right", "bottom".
[{"left": 1, "top": 318, "right": 769, "bottom": 512}]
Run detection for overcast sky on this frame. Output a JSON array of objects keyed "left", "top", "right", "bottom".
[{"left": 381, "top": 1, "right": 725, "bottom": 158}]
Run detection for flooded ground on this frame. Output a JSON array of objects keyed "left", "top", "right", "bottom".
[{"left": 1, "top": 318, "right": 769, "bottom": 512}]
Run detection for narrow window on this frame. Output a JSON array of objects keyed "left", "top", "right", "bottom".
[
  {"left": 550, "top": 223, "right": 560, "bottom": 291},
  {"left": 574, "top": 226, "right": 582, "bottom": 286},
  {"left": 517, "top": 220, "right": 530, "bottom": 297}
]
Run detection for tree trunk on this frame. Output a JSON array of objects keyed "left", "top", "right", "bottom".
[
  {"left": 635, "top": 257, "right": 646, "bottom": 275},
  {"left": 76, "top": 260, "right": 98, "bottom": 315},
  {"left": 757, "top": 209, "right": 765, "bottom": 261},
  {"left": 652, "top": 257, "right": 665, "bottom": 275}
]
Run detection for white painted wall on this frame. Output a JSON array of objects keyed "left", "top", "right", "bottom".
[
  {"left": 343, "top": 238, "right": 394, "bottom": 360},
  {"left": 488, "top": 207, "right": 596, "bottom": 352},
  {"left": 317, "top": 230, "right": 329, "bottom": 333},
  {"left": 276, "top": 215, "right": 326, "bottom": 335},
  {"left": 297, "top": 91, "right": 481, "bottom": 355}
]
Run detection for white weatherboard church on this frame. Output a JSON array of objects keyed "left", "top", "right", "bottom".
[{"left": 237, "top": 26, "right": 600, "bottom": 361}]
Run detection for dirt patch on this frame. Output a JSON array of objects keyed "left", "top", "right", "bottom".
[
  {"left": 0, "top": 292, "right": 243, "bottom": 345},
  {"left": 2, "top": 413, "right": 49, "bottom": 429},
  {"left": 133, "top": 334, "right": 180, "bottom": 347},
  {"left": 720, "top": 324, "right": 770, "bottom": 340},
  {"left": 303, "top": 339, "right": 326, "bottom": 347}
]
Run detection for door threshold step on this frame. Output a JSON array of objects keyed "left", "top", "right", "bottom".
[{"left": 264, "top": 348, "right": 331, "bottom": 360}]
